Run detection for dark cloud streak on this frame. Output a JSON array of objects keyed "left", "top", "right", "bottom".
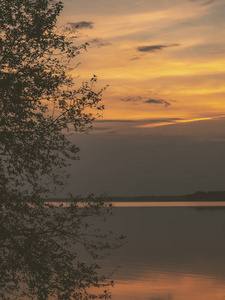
[
  {"left": 120, "top": 96, "right": 172, "bottom": 107},
  {"left": 67, "top": 21, "right": 94, "bottom": 29},
  {"left": 137, "top": 44, "right": 180, "bottom": 53},
  {"left": 144, "top": 99, "right": 171, "bottom": 107}
]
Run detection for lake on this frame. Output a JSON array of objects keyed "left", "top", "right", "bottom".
[{"left": 99, "top": 204, "right": 225, "bottom": 300}]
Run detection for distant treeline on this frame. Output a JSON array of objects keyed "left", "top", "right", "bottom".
[
  {"left": 110, "top": 191, "right": 225, "bottom": 202},
  {"left": 47, "top": 191, "right": 225, "bottom": 202}
]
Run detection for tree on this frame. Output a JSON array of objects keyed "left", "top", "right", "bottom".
[
  {"left": 0, "top": 0, "right": 106, "bottom": 201},
  {"left": 0, "top": 0, "right": 124, "bottom": 299}
]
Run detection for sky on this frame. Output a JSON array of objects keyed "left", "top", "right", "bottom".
[{"left": 58, "top": 0, "right": 225, "bottom": 197}]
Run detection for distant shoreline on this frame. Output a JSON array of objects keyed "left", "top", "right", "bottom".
[{"left": 47, "top": 191, "right": 225, "bottom": 202}]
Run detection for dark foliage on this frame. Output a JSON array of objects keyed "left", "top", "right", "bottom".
[{"left": 0, "top": 1, "right": 124, "bottom": 299}]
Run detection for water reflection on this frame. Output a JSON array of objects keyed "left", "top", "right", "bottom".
[
  {"left": 112, "top": 201, "right": 225, "bottom": 207},
  {"left": 102, "top": 207, "right": 225, "bottom": 299}
]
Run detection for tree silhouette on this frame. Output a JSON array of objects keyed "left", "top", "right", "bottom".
[{"left": 0, "top": 0, "right": 124, "bottom": 299}]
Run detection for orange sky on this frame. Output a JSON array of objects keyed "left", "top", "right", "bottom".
[{"left": 59, "top": 0, "right": 225, "bottom": 130}]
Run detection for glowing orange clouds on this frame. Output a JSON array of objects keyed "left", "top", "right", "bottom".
[{"left": 136, "top": 117, "right": 213, "bottom": 128}]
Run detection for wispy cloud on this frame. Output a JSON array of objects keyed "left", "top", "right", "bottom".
[
  {"left": 189, "top": 0, "right": 215, "bottom": 6},
  {"left": 93, "top": 118, "right": 182, "bottom": 134},
  {"left": 136, "top": 117, "right": 213, "bottom": 128},
  {"left": 137, "top": 44, "right": 180, "bottom": 53},
  {"left": 130, "top": 56, "right": 140, "bottom": 61},
  {"left": 96, "top": 118, "right": 181, "bottom": 124},
  {"left": 144, "top": 99, "right": 171, "bottom": 107},
  {"left": 202, "top": 0, "right": 215, "bottom": 5},
  {"left": 89, "top": 38, "right": 111, "bottom": 47},
  {"left": 96, "top": 119, "right": 137, "bottom": 123},
  {"left": 121, "top": 96, "right": 142, "bottom": 103},
  {"left": 67, "top": 21, "right": 94, "bottom": 30}
]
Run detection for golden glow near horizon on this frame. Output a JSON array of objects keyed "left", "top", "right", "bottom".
[
  {"left": 60, "top": 0, "right": 225, "bottom": 130},
  {"left": 109, "top": 272, "right": 225, "bottom": 300}
]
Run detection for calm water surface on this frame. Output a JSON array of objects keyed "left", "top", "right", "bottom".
[{"left": 101, "top": 203, "right": 225, "bottom": 300}]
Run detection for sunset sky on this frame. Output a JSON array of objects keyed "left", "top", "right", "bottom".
[{"left": 59, "top": 0, "right": 225, "bottom": 196}]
